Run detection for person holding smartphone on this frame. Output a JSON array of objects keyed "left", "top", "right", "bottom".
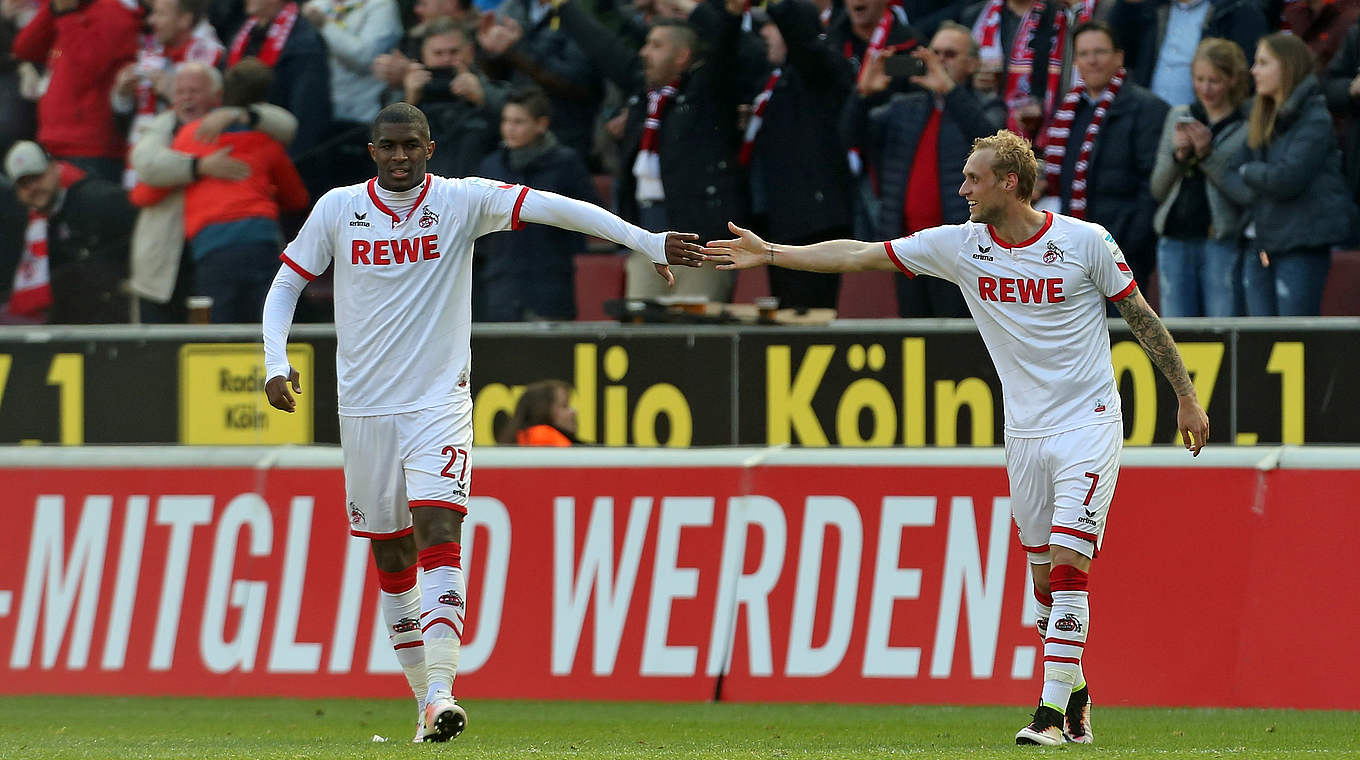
[
  {"left": 840, "top": 21, "right": 1004, "bottom": 317},
  {"left": 1148, "top": 38, "right": 1253, "bottom": 317}
]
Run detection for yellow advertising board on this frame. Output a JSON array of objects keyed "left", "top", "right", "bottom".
[{"left": 179, "top": 343, "right": 313, "bottom": 444}]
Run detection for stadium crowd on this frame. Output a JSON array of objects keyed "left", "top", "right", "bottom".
[{"left": 1, "top": 0, "right": 1358, "bottom": 323}]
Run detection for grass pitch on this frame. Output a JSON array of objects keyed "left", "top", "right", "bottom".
[{"left": 1, "top": 696, "right": 1357, "bottom": 759}]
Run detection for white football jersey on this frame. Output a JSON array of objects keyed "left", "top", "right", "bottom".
[
  {"left": 281, "top": 174, "right": 529, "bottom": 415},
  {"left": 884, "top": 211, "right": 1136, "bottom": 438}
]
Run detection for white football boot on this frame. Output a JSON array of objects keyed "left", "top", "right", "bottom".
[{"left": 421, "top": 696, "right": 467, "bottom": 742}]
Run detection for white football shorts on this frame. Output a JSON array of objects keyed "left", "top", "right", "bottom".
[
  {"left": 1004, "top": 420, "right": 1122, "bottom": 563},
  {"left": 338, "top": 399, "right": 473, "bottom": 539}
]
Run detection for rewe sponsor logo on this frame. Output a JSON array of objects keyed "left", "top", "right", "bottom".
[
  {"left": 977, "top": 276, "right": 1065, "bottom": 303},
  {"left": 352, "top": 234, "right": 440, "bottom": 265}
]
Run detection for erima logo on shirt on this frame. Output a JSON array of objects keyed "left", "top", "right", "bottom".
[{"left": 350, "top": 211, "right": 370, "bottom": 228}]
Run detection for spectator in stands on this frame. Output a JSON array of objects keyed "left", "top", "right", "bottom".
[
  {"left": 497, "top": 379, "right": 579, "bottom": 445},
  {"left": 1281, "top": 0, "right": 1358, "bottom": 72},
  {"left": 372, "top": 0, "right": 473, "bottom": 94},
  {"left": 128, "top": 62, "right": 297, "bottom": 322},
  {"left": 225, "top": 0, "right": 332, "bottom": 186},
  {"left": 302, "top": 0, "right": 403, "bottom": 187},
  {"left": 112, "top": 0, "right": 225, "bottom": 188},
  {"left": 11, "top": 0, "right": 139, "bottom": 182},
  {"left": 557, "top": 0, "right": 749, "bottom": 302},
  {"left": 473, "top": 87, "right": 597, "bottom": 321},
  {"left": 1150, "top": 37, "right": 1250, "bottom": 317},
  {"left": 829, "top": 0, "right": 920, "bottom": 80},
  {"left": 966, "top": 0, "right": 1096, "bottom": 140},
  {"left": 0, "top": 0, "right": 38, "bottom": 159},
  {"left": 1039, "top": 21, "right": 1168, "bottom": 283},
  {"left": 1222, "top": 33, "right": 1353, "bottom": 316},
  {"left": 1110, "top": 0, "right": 1265, "bottom": 107},
  {"left": 743, "top": 1, "right": 854, "bottom": 311},
  {"left": 403, "top": 18, "right": 505, "bottom": 178},
  {"left": 131, "top": 58, "right": 310, "bottom": 323},
  {"left": 1326, "top": 18, "right": 1360, "bottom": 207},
  {"left": 844, "top": 20, "right": 1000, "bottom": 317},
  {"left": 476, "top": 0, "right": 605, "bottom": 163},
  {"left": 3, "top": 141, "right": 132, "bottom": 322}
]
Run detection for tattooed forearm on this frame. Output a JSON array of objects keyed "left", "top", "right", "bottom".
[{"left": 1115, "top": 291, "right": 1196, "bottom": 397}]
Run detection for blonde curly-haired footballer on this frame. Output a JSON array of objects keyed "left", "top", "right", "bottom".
[{"left": 708, "top": 129, "right": 1209, "bottom": 746}]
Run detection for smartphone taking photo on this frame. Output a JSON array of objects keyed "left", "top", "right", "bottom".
[{"left": 883, "top": 55, "right": 927, "bottom": 79}]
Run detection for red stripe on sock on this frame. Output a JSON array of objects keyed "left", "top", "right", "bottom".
[
  {"left": 376, "top": 565, "right": 418, "bottom": 594},
  {"left": 1045, "top": 637, "right": 1085, "bottom": 648},
  {"left": 418, "top": 542, "right": 462, "bottom": 570},
  {"left": 1034, "top": 589, "right": 1054, "bottom": 607},
  {"left": 394, "top": 640, "right": 424, "bottom": 650},
  {"left": 1044, "top": 655, "right": 1083, "bottom": 664},
  {"left": 422, "top": 616, "right": 459, "bottom": 634},
  {"left": 1049, "top": 564, "right": 1089, "bottom": 592}
]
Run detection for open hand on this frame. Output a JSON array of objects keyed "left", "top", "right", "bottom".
[
  {"left": 265, "top": 369, "right": 302, "bottom": 413},
  {"left": 705, "top": 221, "right": 771, "bottom": 270},
  {"left": 478, "top": 12, "right": 523, "bottom": 56},
  {"left": 664, "top": 231, "right": 705, "bottom": 267},
  {"left": 198, "top": 146, "right": 251, "bottom": 181},
  {"left": 857, "top": 49, "right": 892, "bottom": 97}
]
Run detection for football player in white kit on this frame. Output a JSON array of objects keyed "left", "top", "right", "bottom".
[
  {"left": 260, "top": 103, "right": 707, "bottom": 742},
  {"left": 707, "top": 130, "right": 1209, "bottom": 746}
]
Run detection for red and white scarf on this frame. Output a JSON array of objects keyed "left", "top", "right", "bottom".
[
  {"left": 843, "top": 8, "right": 912, "bottom": 175},
  {"left": 10, "top": 163, "right": 86, "bottom": 318},
  {"left": 972, "top": 0, "right": 1094, "bottom": 138},
  {"left": 1043, "top": 67, "right": 1124, "bottom": 218},
  {"left": 227, "top": 2, "right": 299, "bottom": 67},
  {"left": 632, "top": 79, "right": 678, "bottom": 202},
  {"left": 739, "top": 68, "right": 780, "bottom": 167}
]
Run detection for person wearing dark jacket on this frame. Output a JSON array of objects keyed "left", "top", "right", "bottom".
[
  {"left": 1039, "top": 21, "right": 1169, "bottom": 284},
  {"left": 403, "top": 19, "right": 506, "bottom": 179},
  {"left": 557, "top": 0, "right": 748, "bottom": 301},
  {"left": 1221, "top": 33, "right": 1353, "bottom": 316},
  {"left": 843, "top": 21, "right": 1001, "bottom": 317},
  {"left": 473, "top": 88, "right": 598, "bottom": 321},
  {"left": 476, "top": 0, "right": 605, "bottom": 163},
  {"left": 225, "top": 0, "right": 333, "bottom": 190},
  {"left": 1110, "top": 0, "right": 1265, "bottom": 100},
  {"left": 1324, "top": 19, "right": 1360, "bottom": 206},
  {"left": 3, "top": 141, "right": 132, "bottom": 323},
  {"left": 745, "top": 0, "right": 855, "bottom": 310}
]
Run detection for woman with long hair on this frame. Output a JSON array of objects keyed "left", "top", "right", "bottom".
[
  {"left": 497, "top": 380, "right": 579, "bottom": 446},
  {"left": 1225, "top": 33, "right": 1353, "bottom": 316},
  {"left": 1150, "top": 38, "right": 1252, "bottom": 317}
]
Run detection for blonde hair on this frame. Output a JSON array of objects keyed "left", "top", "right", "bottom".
[
  {"left": 1248, "top": 33, "right": 1316, "bottom": 149},
  {"left": 971, "top": 130, "right": 1038, "bottom": 201},
  {"left": 1194, "top": 37, "right": 1249, "bottom": 108}
]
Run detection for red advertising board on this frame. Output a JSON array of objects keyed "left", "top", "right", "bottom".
[{"left": 0, "top": 449, "right": 1356, "bottom": 709}]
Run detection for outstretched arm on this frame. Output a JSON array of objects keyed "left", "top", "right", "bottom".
[
  {"left": 706, "top": 222, "right": 899, "bottom": 274},
  {"left": 514, "top": 187, "right": 707, "bottom": 286},
  {"left": 1114, "top": 287, "right": 1210, "bottom": 455}
]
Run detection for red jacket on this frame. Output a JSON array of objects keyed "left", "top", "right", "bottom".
[
  {"left": 130, "top": 122, "right": 309, "bottom": 240},
  {"left": 12, "top": 0, "right": 139, "bottom": 159}
]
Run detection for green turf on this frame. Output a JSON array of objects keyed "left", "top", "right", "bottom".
[{"left": 1, "top": 696, "right": 1357, "bottom": 759}]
